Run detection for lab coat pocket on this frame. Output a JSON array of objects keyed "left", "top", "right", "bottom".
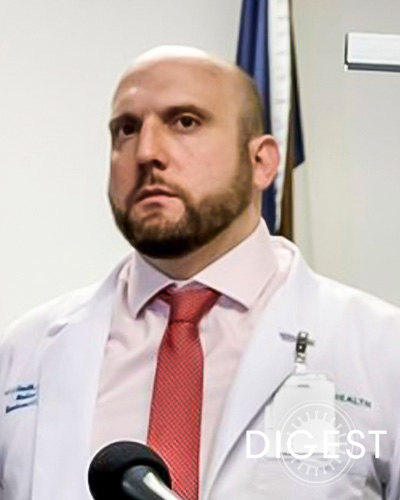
[
  {"left": 0, "top": 401, "right": 38, "bottom": 500},
  {"left": 252, "top": 453, "right": 371, "bottom": 500},
  {"left": 0, "top": 385, "right": 39, "bottom": 470}
]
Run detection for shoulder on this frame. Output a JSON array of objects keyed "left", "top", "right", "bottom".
[
  {"left": 315, "top": 272, "right": 400, "bottom": 328},
  {"left": 0, "top": 284, "right": 98, "bottom": 355},
  {"left": 272, "top": 236, "right": 400, "bottom": 338},
  {"left": 0, "top": 254, "right": 131, "bottom": 358},
  {"left": 275, "top": 236, "right": 400, "bottom": 319},
  {"left": 298, "top": 258, "right": 400, "bottom": 363},
  {"left": 0, "top": 285, "right": 102, "bottom": 388}
]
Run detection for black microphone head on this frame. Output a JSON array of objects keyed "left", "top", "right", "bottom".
[{"left": 88, "top": 441, "right": 171, "bottom": 500}]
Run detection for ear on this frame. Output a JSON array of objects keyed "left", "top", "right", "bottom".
[{"left": 248, "top": 135, "right": 280, "bottom": 190}]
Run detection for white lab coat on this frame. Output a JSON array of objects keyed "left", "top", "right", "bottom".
[{"left": 1, "top": 239, "right": 400, "bottom": 500}]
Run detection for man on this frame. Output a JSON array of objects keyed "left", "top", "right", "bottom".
[{"left": 1, "top": 46, "right": 400, "bottom": 500}]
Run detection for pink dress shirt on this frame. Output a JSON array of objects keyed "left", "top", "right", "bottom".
[{"left": 91, "top": 220, "right": 293, "bottom": 483}]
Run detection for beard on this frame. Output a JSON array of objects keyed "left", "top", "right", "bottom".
[{"left": 109, "top": 156, "right": 253, "bottom": 259}]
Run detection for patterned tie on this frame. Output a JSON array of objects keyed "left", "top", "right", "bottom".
[{"left": 147, "top": 286, "right": 220, "bottom": 500}]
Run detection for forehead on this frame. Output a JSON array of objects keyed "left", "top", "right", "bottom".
[{"left": 112, "top": 59, "right": 239, "bottom": 117}]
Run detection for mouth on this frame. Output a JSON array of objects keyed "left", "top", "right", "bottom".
[{"left": 135, "top": 186, "right": 177, "bottom": 203}]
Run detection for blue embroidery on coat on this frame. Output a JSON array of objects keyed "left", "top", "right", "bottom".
[{"left": 5, "top": 384, "right": 39, "bottom": 413}]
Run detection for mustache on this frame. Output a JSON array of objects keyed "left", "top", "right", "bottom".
[{"left": 124, "top": 175, "right": 189, "bottom": 211}]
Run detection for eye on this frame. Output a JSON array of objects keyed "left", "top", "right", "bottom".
[
  {"left": 111, "top": 118, "right": 140, "bottom": 142},
  {"left": 174, "top": 115, "right": 200, "bottom": 131},
  {"left": 121, "top": 123, "right": 134, "bottom": 136},
  {"left": 120, "top": 119, "right": 139, "bottom": 136}
]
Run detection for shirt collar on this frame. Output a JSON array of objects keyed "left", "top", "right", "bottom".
[{"left": 124, "top": 219, "right": 278, "bottom": 317}]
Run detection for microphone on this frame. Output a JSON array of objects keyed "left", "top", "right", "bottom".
[{"left": 88, "top": 441, "right": 184, "bottom": 500}]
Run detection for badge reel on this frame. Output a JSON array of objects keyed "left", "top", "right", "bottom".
[{"left": 264, "top": 332, "right": 336, "bottom": 457}]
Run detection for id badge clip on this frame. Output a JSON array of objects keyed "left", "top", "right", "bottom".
[
  {"left": 264, "top": 331, "right": 336, "bottom": 457},
  {"left": 294, "top": 331, "right": 314, "bottom": 374}
]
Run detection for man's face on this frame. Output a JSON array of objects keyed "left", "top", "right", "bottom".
[{"left": 108, "top": 59, "right": 254, "bottom": 258}]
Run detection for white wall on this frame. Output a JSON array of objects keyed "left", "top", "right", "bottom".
[
  {"left": 0, "top": 0, "right": 243, "bottom": 332},
  {"left": 1, "top": 0, "right": 400, "bottom": 334},
  {"left": 293, "top": 0, "right": 400, "bottom": 305}
]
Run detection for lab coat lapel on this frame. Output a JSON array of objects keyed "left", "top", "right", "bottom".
[
  {"left": 31, "top": 264, "right": 122, "bottom": 500},
  {"left": 203, "top": 247, "right": 317, "bottom": 500}
]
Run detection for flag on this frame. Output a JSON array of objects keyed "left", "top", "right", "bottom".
[{"left": 236, "top": 0, "right": 305, "bottom": 239}]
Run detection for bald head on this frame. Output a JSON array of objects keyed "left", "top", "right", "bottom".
[{"left": 113, "top": 45, "right": 265, "bottom": 145}]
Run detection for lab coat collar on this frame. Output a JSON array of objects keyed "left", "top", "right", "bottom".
[
  {"left": 202, "top": 237, "right": 319, "bottom": 499},
  {"left": 124, "top": 219, "right": 278, "bottom": 317},
  {"left": 32, "top": 257, "right": 129, "bottom": 500}
]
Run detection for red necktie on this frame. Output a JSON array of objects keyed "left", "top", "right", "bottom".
[{"left": 147, "top": 286, "right": 220, "bottom": 500}]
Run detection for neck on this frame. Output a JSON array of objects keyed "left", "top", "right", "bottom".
[{"left": 142, "top": 208, "right": 260, "bottom": 280}]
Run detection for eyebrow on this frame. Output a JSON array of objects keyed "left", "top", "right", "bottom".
[
  {"left": 108, "top": 104, "right": 213, "bottom": 132},
  {"left": 161, "top": 104, "right": 213, "bottom": 123}
]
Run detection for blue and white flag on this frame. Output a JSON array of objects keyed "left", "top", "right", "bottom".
[{"left": 237, "top": 0, "right": 305, "bottom": 238}]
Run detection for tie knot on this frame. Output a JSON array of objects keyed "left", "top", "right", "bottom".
[{"left": 159, "top": 286, "right": 220, "bottom": 324}]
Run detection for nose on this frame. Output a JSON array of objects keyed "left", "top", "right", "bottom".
[{"left": 135, "top": 118, "right": 167, "bottom": 171}]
